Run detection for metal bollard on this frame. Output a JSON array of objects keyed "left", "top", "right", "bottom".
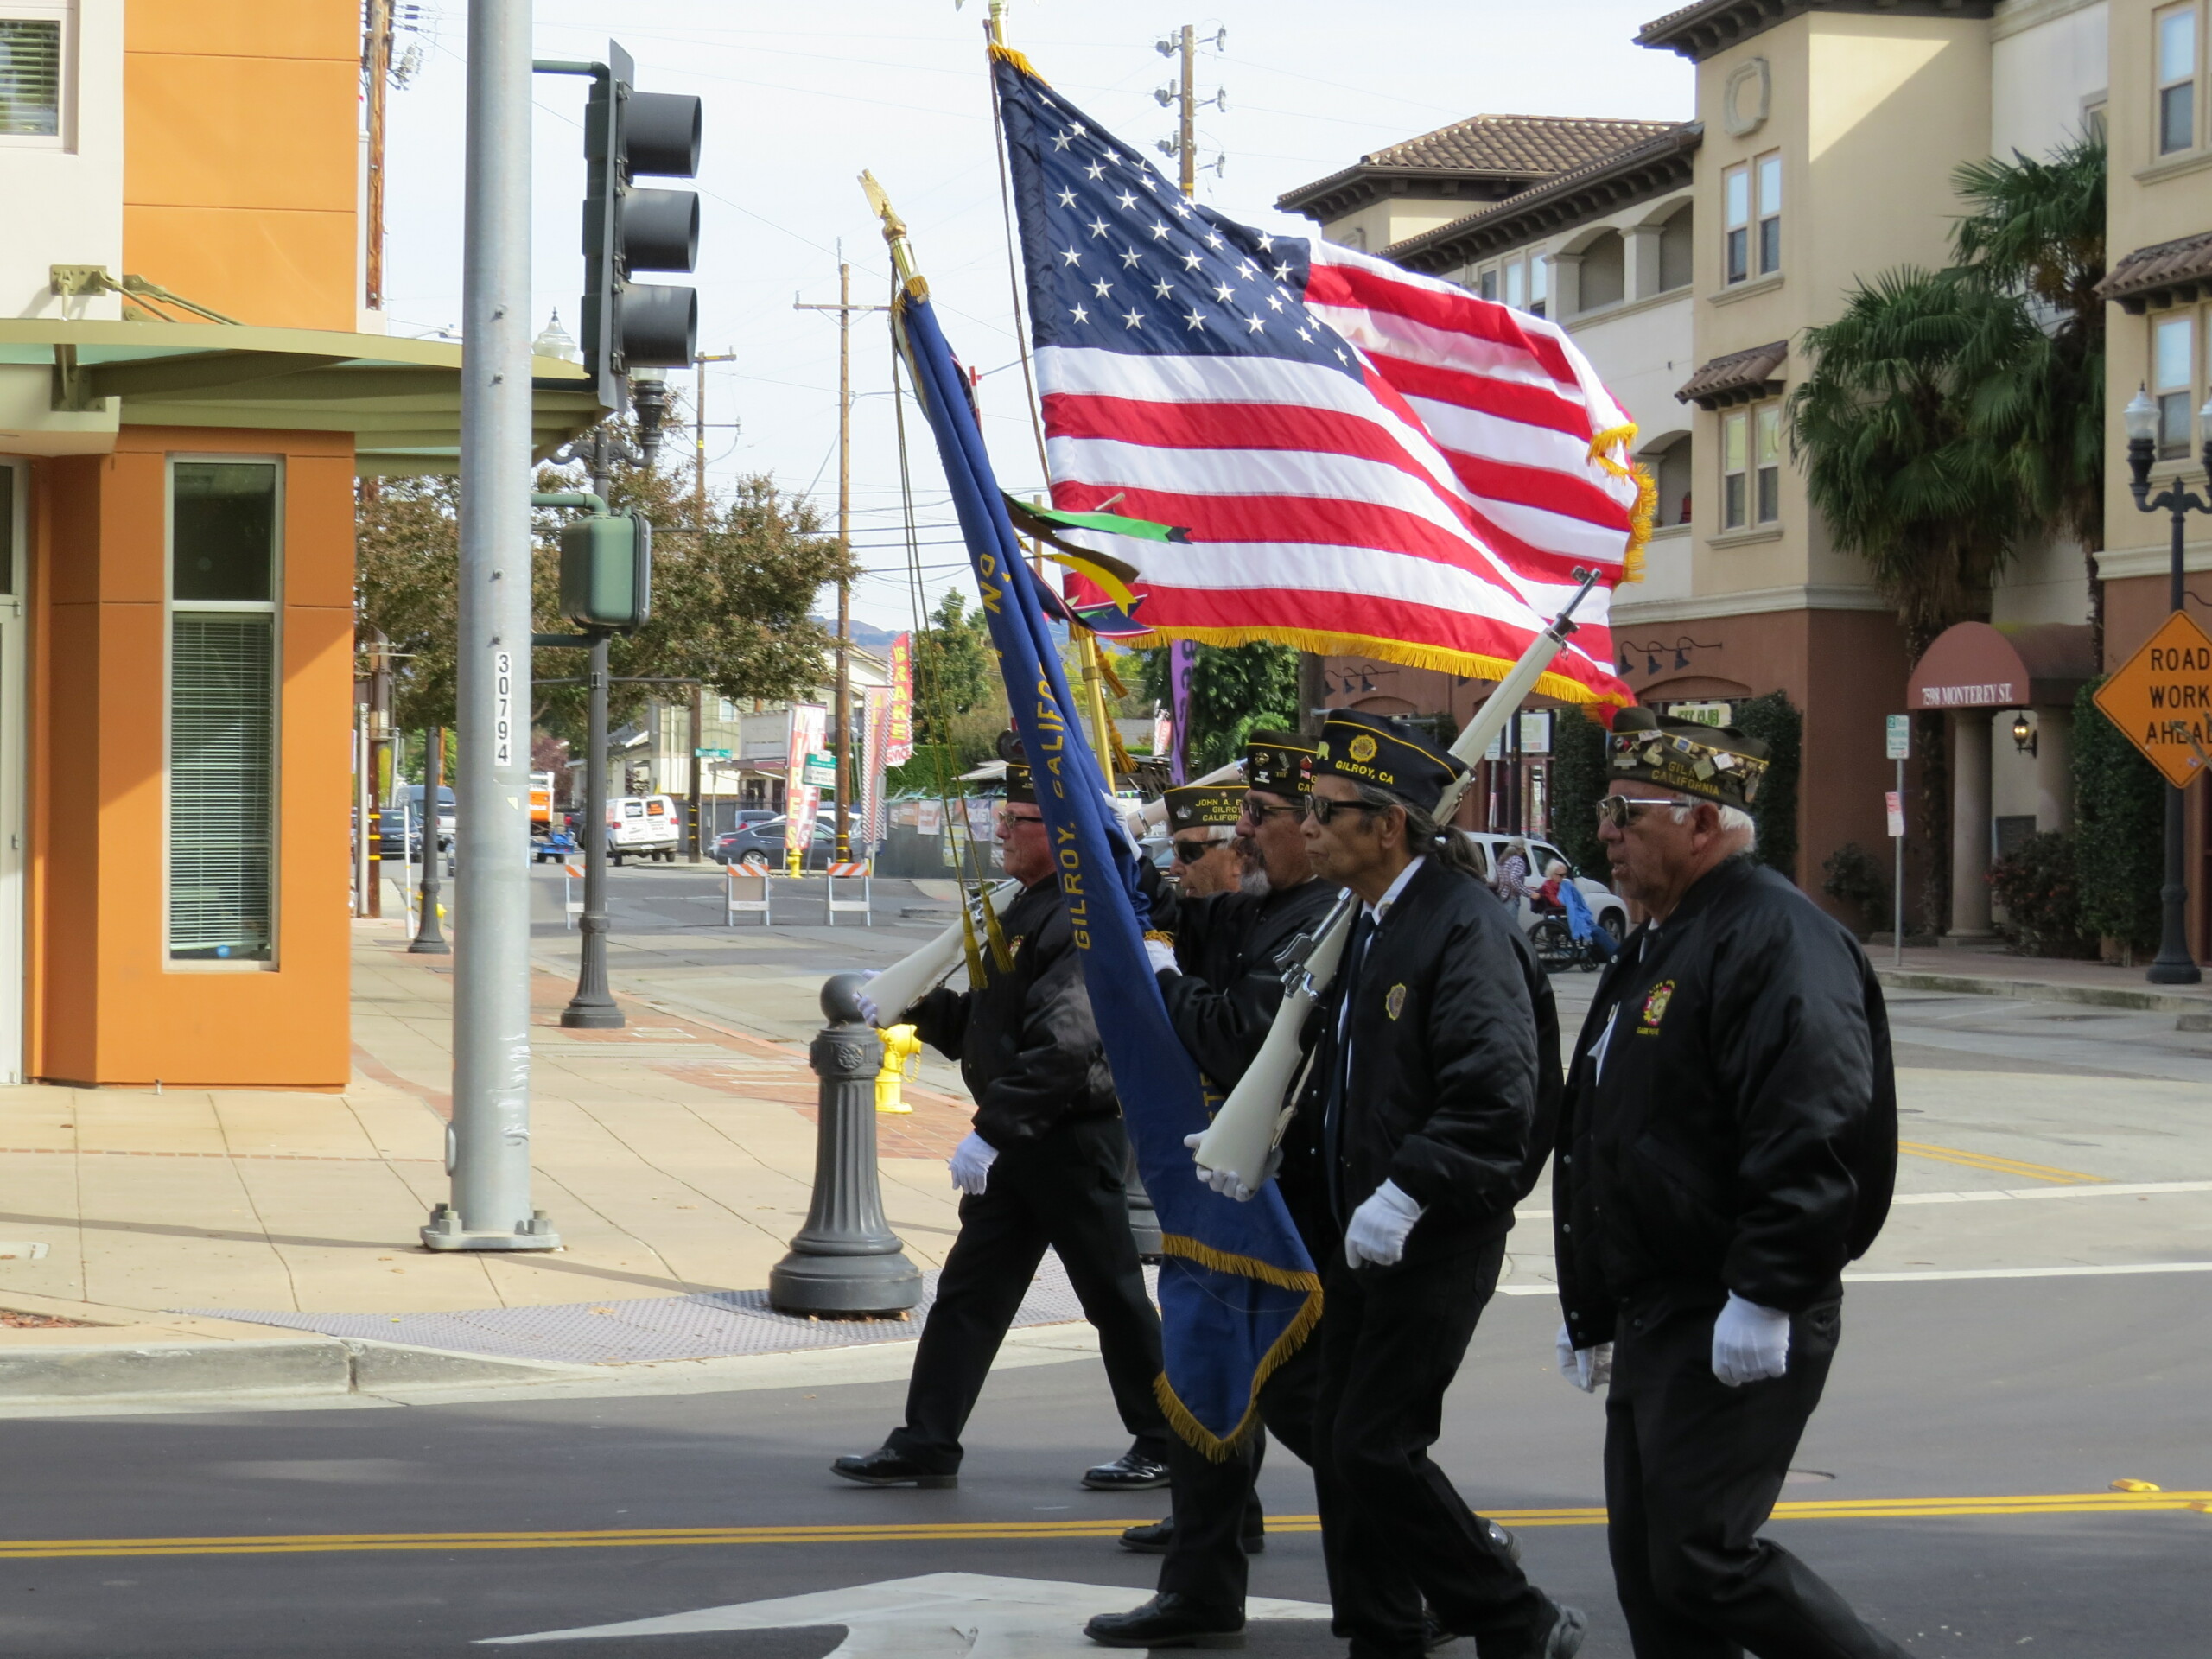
[{"left": 767, "top": 973, "right": 925, "bottom": 1316}]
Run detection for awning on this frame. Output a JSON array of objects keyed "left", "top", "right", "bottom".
[
  {"left": 2098, "top": 230, "right": 2212, "bottom": 315},
  {"left": 0, "top": 318, "right": 601, "bottom": 474},
  {"left": 1677, "top": 340, "right": 1787, "bottom": 410},
  {"left": 1905, "top": 621, "right": 2095, "bottom": 710}
]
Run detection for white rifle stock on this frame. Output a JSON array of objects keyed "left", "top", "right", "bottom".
[
  {"left": 865, "top": 880, "right": 1022, "bottom": 1028},
  {"left": 1188, "top": 570, "right": 1605, "bottom": 1196}
]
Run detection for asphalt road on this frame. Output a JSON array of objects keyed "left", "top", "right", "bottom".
[{"left": 1, "top": 1271, "right": 2205, "bottom": 1657}]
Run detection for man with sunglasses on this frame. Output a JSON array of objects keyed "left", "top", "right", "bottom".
[
  {"left": 1554, "top": 709, "right": 1903, "bottom": 1658},
  {"left": 1090, "top": 732, "right": 1352, "bottom": 1649},
  {"left": 1164, "top": 783, "right": 1247, "bottom": 898},
  {"left": 1290, "top": 711, "right": 1582, "bottom": 1659},
  {"left": 834, "top": 734, "right": 1173, "bottom": 1497}
]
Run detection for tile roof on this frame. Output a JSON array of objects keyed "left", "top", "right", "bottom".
[
  {"left": 2098, "top": 229, "right": 2212, "bottom": 314},
  {"left": 1360, "top": 113, "right": 1683, "bottom": 178},
  {"left": 1637, "top": 1, "right": 1995, "bottom": 62},
  {"left": 1678, "top": 341, "right": 1789, "bottom": 409}
]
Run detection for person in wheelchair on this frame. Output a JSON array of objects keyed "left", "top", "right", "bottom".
[{"left": 1533, "top": 859, "right": 1571, "bottom": 917}]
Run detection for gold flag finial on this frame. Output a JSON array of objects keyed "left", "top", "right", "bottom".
[{"left": 860, "top": 171, "right": 927, "bottom": 302}]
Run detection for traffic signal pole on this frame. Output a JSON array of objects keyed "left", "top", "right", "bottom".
[{"left": 426, "top": 0, "right": 558, "bottom": 1252}]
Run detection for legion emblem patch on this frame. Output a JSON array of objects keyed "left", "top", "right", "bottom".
[
  {"left": 1349, "top": 734, "right": 1379, "bottom": 763},
  {"left": 1385, "top": 982, "right": 1408, "bottom": 1020},
  {"left": 1638, "top": 979, "right": 1675, "bottom": 1033}
]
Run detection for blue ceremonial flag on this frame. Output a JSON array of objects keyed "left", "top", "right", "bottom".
[{"left": 895, "top": 280, "right": 1320, "bottom": 1454}]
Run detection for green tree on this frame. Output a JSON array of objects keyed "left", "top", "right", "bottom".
[
  {"left": 2071, "top": 679, "right": 2165, "bottom": 956},
  {"left": 1135, "top": 639, "right": 1301, "bottom": 772},
  {"left": 887, "top": 590, "right": 1012, "bottom": 794},
  {"left": 1732, "top": 690, "right": 1801, "bottom": 880},
  {"left": 1548, "top": 706, "right": 1610, "bottom": 878},
  {"left": 1949, "top": 135, "right": 2107, "bottom": 653},
  {"left": 355, "top": 475, "right": 463, "bottom": 730}
]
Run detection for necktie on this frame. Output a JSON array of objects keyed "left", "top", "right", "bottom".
[{"left": 1323, "top": 912, "right": 1376, "bottom": 1221}]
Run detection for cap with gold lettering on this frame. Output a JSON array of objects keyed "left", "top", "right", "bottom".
[
  {"left": 1243, "top": 729, "right": 1316, "bottom": 797},
  {"left": 1165, "top": 785, "right": 1245, "bottom": 833},
  {"left": 1605, "top": 707, "right": 1770, "bottom": 810},
  {"left": 1313, "top": 710, "right": 1464, "bottom": 814}
]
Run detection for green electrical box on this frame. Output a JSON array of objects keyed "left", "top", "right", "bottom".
[{"left": 559, "top": 512, "right": 652, "bottom": 630}]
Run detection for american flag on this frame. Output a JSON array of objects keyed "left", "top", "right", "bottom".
[{"left": 993, "top": 51, "right": 1644, "bottom": 707}]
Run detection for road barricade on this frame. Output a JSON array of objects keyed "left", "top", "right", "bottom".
[
  {"left": 725, "top": 864, "right": 773, "bottom": 927},
  {"left": 825, "top": 861, "right": 872, "bottom": 926}
]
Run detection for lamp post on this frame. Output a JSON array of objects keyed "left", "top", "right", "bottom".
[{"left": 2120, "top": 385, "right": 2211, "bottom": 986}]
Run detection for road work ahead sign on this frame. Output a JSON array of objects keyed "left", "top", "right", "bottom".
[{"left": 2093, "top": 610, "right": 2212, "bottom": 789}]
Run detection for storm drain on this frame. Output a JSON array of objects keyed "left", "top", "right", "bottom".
[{"left": 181, "top": 1254, "right": 1150, "bottom": 1367}]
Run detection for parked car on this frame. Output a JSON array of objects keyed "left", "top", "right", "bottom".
[
  {"left": 1459, "top": 831, "right": 1629, "bottom": 945},
  {"left": 402, "top": 784, "right": 457, "bottom": 849},
  {"left": 714, "top": 812, "right": 874, "bottom": 871},
  {"left": 607, "top": 794, "right": 683, "bottom": 863}
]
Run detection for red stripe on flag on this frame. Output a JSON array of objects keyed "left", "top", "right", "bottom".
[
  {"left": 1304, "top": 262, "right": 1581, "bottom": 390},
  {"left": 1362, "top": 350, "right": 1596, "bottom": 440}
]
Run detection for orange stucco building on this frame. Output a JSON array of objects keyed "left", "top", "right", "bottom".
[{"left": 0, "top": 2, "right": 592, "bottom": 1088}]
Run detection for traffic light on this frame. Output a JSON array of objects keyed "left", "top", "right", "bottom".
[
  {"left": 580, "top": 41, "right": 701, "bottom": 412},
  {"left": 560, "top": 512, "right": 652, "bottom": 631}
]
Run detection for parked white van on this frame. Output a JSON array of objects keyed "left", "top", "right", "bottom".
[{"left": 607, "top": 795, "right": 682, "bottom": 863}]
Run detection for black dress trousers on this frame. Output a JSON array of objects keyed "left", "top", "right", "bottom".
[
  {"left": 886, "top": 1115, "right": 1170, "bottom": 1471},
  {"left": 1604, "top": 1293, "right": 1910, "bottom": 1659},
  {"left": 1312, "top": 1236, "right": 1550, "bottom": 1659},
  {"left": 1154, "top": 1314, "right": 1327, "bottom": 1617}
]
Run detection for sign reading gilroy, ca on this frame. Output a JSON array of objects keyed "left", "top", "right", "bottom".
[{"left": 2093, "top": 610, "right": 2212, "bottom": 790}]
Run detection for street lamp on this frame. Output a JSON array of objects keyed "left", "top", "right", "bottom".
[{"left": 2121, "top": 384, "right": 2210, "bottom": 986}]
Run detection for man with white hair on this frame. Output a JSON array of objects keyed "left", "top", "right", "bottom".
[{"left": 1553, "top": 708, "right": 1905, "bottom": 1657}]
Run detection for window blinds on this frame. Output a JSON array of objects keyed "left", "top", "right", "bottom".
[
  {"left": 170, "top": 613, "right": 275, "bottom": 960},
  {"left": 0, "top": 20, "right": 61, "bottom": 137}
]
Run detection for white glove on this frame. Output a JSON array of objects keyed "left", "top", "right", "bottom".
[
  {"left": 1145, "top": 938, "right": 1179, "bottom": 976},
  {"left": 855, "top": 969, "right": 882, "bottom": 1027},
  {"left": 1555, "top": 1323, "right": 1612, "bottom": 1393},
  {"left": 948, "top": 1131, "right": 998, "bottom": 1197},
  {"left": 1344, "top": 1179, "right": 1423, "bottom": 1268},
  {"left": 1184, "top": 1133, "right": 1281, "bottom": 1202},
  {"left": 1711, "top": 1292, "right": 1790, "bottom": 1387}
]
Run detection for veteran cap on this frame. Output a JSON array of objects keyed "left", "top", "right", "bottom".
[
  {"left": 1165, "top": 785, "right": 1244, "bottom": 833},
  {"left": 1605, "top": 708, "right": 1770, "bottom": 811},
  {"left": 1243, "top": 729, "right": 1317, "bottom": 797},
  {"left": 1313, "top": 710, "right": 1465, "bottom": 814},
  {"left": 995, "top": 728, "right": 1037, "bottom": 804}
]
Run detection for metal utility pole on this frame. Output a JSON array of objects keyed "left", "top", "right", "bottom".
[
  {"left": 689, "top": 349, "right": 738, "bottom": 861},
  {"left": 795, "top": 267, "right": 887, "bottom": 860},
  {"left": 1177, "top": 24, "right": 1196, "bottom": 196},
  {"left": 426, "top": 0, "right": 558, "bottom": 1253}
]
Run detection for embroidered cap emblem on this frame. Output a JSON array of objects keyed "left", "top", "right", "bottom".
[
  {"left": 1349, "top": 734, "right": 1379, "bottom": 763},
  {"left": 1385, "top": 982, "right": 1408, "bottom": 1020}
]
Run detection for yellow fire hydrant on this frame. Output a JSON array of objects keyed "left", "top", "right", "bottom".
[{"left": 876, "top": 1023, "right": 923, "bottom": 1115}]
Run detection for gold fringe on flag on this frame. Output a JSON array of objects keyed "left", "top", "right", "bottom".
[
  {"left": 1586, "top": 422, "right": 1655, "bottom": 584},
  {"left": 986, "top": 40, "right": 1044, "bottom": 80},
  {"left": 1148, "top": 1233, "right": 1325, "bottom": 1460},
  {"left": 1122, "top": 626, "right": 1630, "bottom": 711}
]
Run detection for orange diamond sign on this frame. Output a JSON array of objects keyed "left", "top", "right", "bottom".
[{"left": 2093, "top": 610, "right": 2212, "bottom": 790}]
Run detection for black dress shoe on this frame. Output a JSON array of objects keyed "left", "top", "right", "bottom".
[
  {"left": 830, "top": 1445, "right": 957, "bottom": 1489},
  {"left": 1084, "top": 1592, "right": 1245, "bottom": 1649},
  {"left": 1117, "top": 1515, "right": 1265, "bottom": 1554},
  {"left": 1081, "top": 1450, "right": 1172, "bottom": 1491}
]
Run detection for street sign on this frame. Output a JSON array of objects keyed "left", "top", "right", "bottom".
[
  {"left": 1665, "top": 700, "right": 1732, "bottom": 728},
  {"left": 1885, "top": 714, "right": 1911, "bottom": 760},
  {"left": 2092, "top": 610, "right": 2212, "bottom": 790},
  {"left": 694, "top": 747, "right": 732, "bottom": 759},
  {"left": 1885, "top": 791, "right": 1905, "bottom": 838},
  {"left": 801, "top": 753, "right": 838, "bottom": 788}
]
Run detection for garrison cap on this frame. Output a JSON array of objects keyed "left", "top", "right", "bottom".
[
  {"left": 995, "top": 729, "right": 1036, "bottom": 804},
  {"left": 1243, "top": 730, "right": 1316, "bottom": 797},
  {"left": 1605, "top": 707, "right": 1770, "bottom": 810},
  {"left": 1313, "top": 710, "right": 1465, "bottom": 815},
  {"left": 1164, "top": 785, "right": 1244, "bottom": 833}
]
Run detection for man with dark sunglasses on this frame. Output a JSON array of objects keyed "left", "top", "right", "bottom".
[
  {"left": 1090, "top": 731, "right": 1353, "bottom": 1649},
  {"left": 1554, "top": 708, "right": 1904, "bottom": 1657},
  {"left": 835, "top": 733, "right": 1173, "bottom": 1497},
  {"left": 1165, "top": 784, "right": 1246, "bottom": 898}
]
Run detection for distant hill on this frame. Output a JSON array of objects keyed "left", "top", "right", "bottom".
[{"left": 811, "top": 617, "right": 903, "bottom": 651}]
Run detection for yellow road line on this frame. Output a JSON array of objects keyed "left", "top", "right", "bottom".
[
  {"left": 0, "top": 1493, "right": 2201, "bottom": 1560},
  {"left": 1898, "top": 1141, "right": 2108, "bottom": 1185}
]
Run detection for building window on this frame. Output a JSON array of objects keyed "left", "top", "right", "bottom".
[
  {"left": 1757, "top": 152, "right": 1783, "bottom": 274},
  {"left": 168, "top": 461, "right": 280, "bottom": 964},
  {"left": 2158, "top": 3, "right": 2199, "bottom": 156},
  {"left": 0, "top": 11, "right": 63, "bottom": 138},
  {"left": 1528, "top": 253, "right": 1548, "bottom": 318},
  {"left": 718, "top": 696, "right": 737, "bottom": 721},
  {"left": 2153, "top": 312, "right": 2197, "bottom": 458},
  {"left": 1720, "top": 403, "right": 1782, "bottom": 530},
  {"left": 1477, "top": 264, "right": 1498, "bottom": 301},
  {"left": 1755, "top": 404, "right": 1783, "bottom": 521},
  {"left": 1724, "top": 164, "right": 1750, "bottom": 283},
  {"left": 1503, "top": 257, "right": 1524, "bottom": 310}
]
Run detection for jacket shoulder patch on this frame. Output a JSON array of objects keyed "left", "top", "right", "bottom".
[{"left": 1385, "top": 982, "right": 1408, "bottom": 1020}]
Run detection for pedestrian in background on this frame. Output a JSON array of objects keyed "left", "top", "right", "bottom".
[
  {"left": 1554, "top": 708, "right": 1904, "bottom": 1657},
  {"left": 835, "top": 734, "right": 1173, "bottom": 1497}
]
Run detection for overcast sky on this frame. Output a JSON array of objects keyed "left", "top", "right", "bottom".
[{"left": 382, "top": 1, "right": 1692, "bottom": 636}]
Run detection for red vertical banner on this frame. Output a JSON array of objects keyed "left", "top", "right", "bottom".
[
  {"left": 886, "top": 632, "right": 915, "bottom": 766},
  {"left": 862, "top": 685, "right": 893, "bottom": 844}
]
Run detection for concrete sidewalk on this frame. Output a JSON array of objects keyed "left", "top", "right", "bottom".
[{"left": 1873, "top": 943, "right": 2212, "bottom": 1014}]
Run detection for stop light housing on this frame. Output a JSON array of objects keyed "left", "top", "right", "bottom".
[
  {"left": 579, "top": 41, "right": 702, "bottom": 412},
  {"left": 560, "top": 513, "right": 653, "bottom": 631}
]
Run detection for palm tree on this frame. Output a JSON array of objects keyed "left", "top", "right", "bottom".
[
  {"left": 1949, "top": 135, "right": 2108, "bottom": 654},
  {"left": 1790, "top": 269, "right": 2027, "bottom": 930}
]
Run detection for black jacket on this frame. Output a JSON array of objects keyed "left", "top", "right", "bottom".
[
  {"left": 1160, "top": 875, "right": 1346, "bottom": 1249},
  {"left": 1553, "top": 855, "right": 1897, "bottom": 1350},
  {"left": 906, "top": 875, "right": 1117, "bottom": 1149},
  {"left": 1294, "top": 856, "right": 1560, "bottom": 1265}
]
